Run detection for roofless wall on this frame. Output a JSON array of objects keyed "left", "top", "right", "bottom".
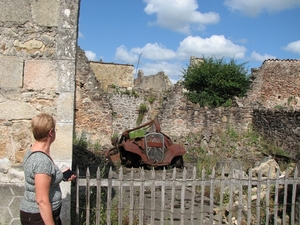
[{"left": 0, "top": 0, "right": 80, "bottom": 224}]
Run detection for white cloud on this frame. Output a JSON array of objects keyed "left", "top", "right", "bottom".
[
  {"left": 224, "top": 0, "right": 300, "bottom": 17},
  {"left": 85, "top": 51, "right": 97, "bottom": 61},
  {"left": 250, "top": 51, "right": 277, "bottom": 61},
  {"left": 132, "top": 43, "right": 176, "bottom": 60},
  {"left": 115, "top": 43, "right": 176, "bottom": 64},
  {"left": 141, "top": 61, "right": 184, "bottom": 83},
  {"left": 177, "top": 35, "right": 246, "bottom": 60},
  {"left": 283, "top": 40, "right": 300, "bottom": 54},
  {"left": 144, "top": 0, "right": 220, "bottom": 34},
  {"left": 115, "top": 46, "right": 139, "bottom": 64}
]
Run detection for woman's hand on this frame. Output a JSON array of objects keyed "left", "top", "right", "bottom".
[{"left": 62, "top": 167, "right": 76, "bottom": 181}]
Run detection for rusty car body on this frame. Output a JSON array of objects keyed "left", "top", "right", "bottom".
[{"left": 106, "top": 119, "right": 186, "bottom": 168}]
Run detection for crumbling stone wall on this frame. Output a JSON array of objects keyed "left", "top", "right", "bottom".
[
  {"left": 0, "top": 0, "right": 79, "bottom": 224},
  {"left": 252, "top": 108, "right": 300, "bottom": 160},
  {"left": 134, "top": 69, "right": 173, "bottom": 92},
  {"left": 90, "top": 61, "right": 134, "bottom": 91},
  {"left": 247, "top": 59, "right": 300, "bottom": 108}
]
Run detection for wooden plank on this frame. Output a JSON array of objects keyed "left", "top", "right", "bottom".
[
  {"left": 291, "top": 167, "right": 298, "bottom": 225},
  {"left": 228, "top": 169, "right": 233, "bottom": 225},
  {"left": 129, "top": 168, "right": 134, "bottom": 225},
  {"left": 209, "top": 168, "right": 215, "bottom": 224},
  {"left": 180, "top": 168, "right": 187, "bottom": 225},
  {"left": 237, "top": 169, "right": 243, "bottom": 225},
  {"left": 76, "top": 167, "right": 80, "bottom": 225},
  {"left": 256, "top": 171, "right": 262, "bottom": 225},
  {"left": 190, "top": 166, "right": 196, "bottom": 225},
  {"left": 77, "top": 177, "right": 299, "bottom": 187},
  {"left": 265, "top": 169, "right": 270, "bottom": 225},
  {"left": 118, "top": 167, "right": 123, "bottom": 225},
  {"left": 218, "top": 167, "right": 225, "bottom": 225},
  {"left": 106, "top": 167, "right": 113, "bottom": 225},
  {"left": 86, "top": 168, "right": 90, "bottom": 225},
  {"left": 170, "top": 167, "right": 176, "bottom": 225},
  {"left": 95, "top": 167, "right": 102, "bottom": 225},
  {"left": 247, "top": 168, "right": 252, "bottom": 225},
  {"left": 150, "top": 168, "right": 155, "bottom": 225},
  {"left": 139, "top": 168, "right": 145, "bottom": 225},
  {"left": 282, "top": 169, "right": 289, "bottom": 225},
  {"left": 274, "top": 169, "right": 280, "bottom": 225},
  {"left": 160, "top": 168, "right": 166, "bottom": 225},
  {"left": 200, "top": 168, "right": 205, "bottom": 224}
]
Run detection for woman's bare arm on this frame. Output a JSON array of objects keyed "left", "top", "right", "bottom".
[{"left": 35, "top": 173, "right": 55, "bottom": 225}]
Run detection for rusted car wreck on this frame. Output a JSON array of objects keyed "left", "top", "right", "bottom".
[{"left": 106, "top": 119, "right": 186, "bottom": 168}]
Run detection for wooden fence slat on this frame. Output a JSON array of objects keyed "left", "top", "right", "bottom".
[
  {"left": 291, "top": 167, "right": 298, "bottom": 225},
  {"left": 160, "top": 168, "right": 166, "bottom": 225},
  {"left": 228, "top": 169, "right": 233, "bottom": 225},
  {"left": 170, "top": 167, "right": 176, "bottom": 225},
  {"left": 209, "top": 168, "right": 215, "bottom": 224},
  {"left": 95, "top": 167, "right": 102, "bottom": 225},
  {"left": 180, "top": 168, "right": 187, "bottom": 225},
  {"left": 138, "top": 168, "right": 145, "bottom": 225},
  {"left": 247, "top": 168, "right": 252, "bottom": 225},
  {"left": 200, "top": 168, "right": 205, "bottom": 224},
  {"left": 237, "top": 169, "right": 243, "bottom": 225},
  {"left": 274, "top": 169, "right": 280, "bottom": 225},
  {"left": 118, "top": 167, "right": 123, "bottom": 225},
  {"left": 256, "top": 170, "right": 262, "bottom": 225},
  {"left": 85, "top": 168, "right": 90, "bottom": 225},
  {"left": 106, "top": 167, "right": 113, "bottom": 225},
  {"left": 283, "top": 168, "right": 289, "bottom": 225},
  {"left": 129, "top": 168, "right": 134, "bottom": 225},
  {"left": 218, "top": 167, "right": 225, "bottom": 225},
  {"left": 76, "top": 166, "right": 79, "bottom": 225},
  {"left": 190, "top": 166, "right": 196, "bottom": 225},
  {"left": 265, "top": 168, "right": 271, "bottom": 225},
  {"left": 150, "top": 168, "right": 156, "bottom": 225}
]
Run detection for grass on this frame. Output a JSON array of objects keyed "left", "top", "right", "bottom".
[{"left": 182, "top": 125, "right": 290, "bottom": 176}]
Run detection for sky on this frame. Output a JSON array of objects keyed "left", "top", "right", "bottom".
[{"left": 78, "top": 0, "right": 300, "bottom": 83}]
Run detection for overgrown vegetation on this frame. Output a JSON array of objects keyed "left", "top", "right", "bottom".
[
  {"left": 183, "top": 125, "right": 292, "bottom": 176},
  {"left": 182, "top": 56, "right": 250, "bottom": 107},
  {"left": 136, "top": 103, "right": 147, "bottom": 125}
]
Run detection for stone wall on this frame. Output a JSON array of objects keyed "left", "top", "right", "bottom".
[
  {"left": 253, "top": 108, "right": 300, "bottom": 160},
  {"left": 0, "top": 0, "right": 79, "bottom": 224},
  {"left": 246, "top": 59, "right": 300, "bottom": 108},
  {"left": 134, "top": 69, "right": 173, "bottom": 92},
  {"left": 89, "top": 61, "right": 134, "bottom": 91}
]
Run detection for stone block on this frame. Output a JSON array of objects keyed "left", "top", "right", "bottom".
[
  {"left": 57, "top": 60, "right": 75, "bottom": 92},
  {"left": 0, "top": 56, "right": 23, "bottom": 89},
  {"left": 0, "top": 185, "right": 14, "bottom": 207},
  {"left": 0, "top": 0, "right": 31, "bottom": 23},
  {"left": 0, "top": 100, "right": 36, "bottom": 120},
  {"left": 0, "top": 207, "right": 12, "bottom": 225},
  {"left": 59, "top": 0, "right": 80, "bottom": 29},
  {"left": 51, "top": 123, "right": 73, "bottom": 160},
  {"left": 10, "top": 196, "right": 23, "bottom": 218},
  {"left": 56, "top": 29, "right": 77, "bottom": 59},
  {"left": 31, "top": 0, "right": 60, "bottom": 27},
  {"left": 57, "top": 92, "right": 75, "bottom": 123},
  {"left": 24, "top": 60, "right": 57, "bottom": 91}
]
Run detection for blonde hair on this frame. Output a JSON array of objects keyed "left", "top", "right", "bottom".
[{"left": 31, "top": 113, "right": 56, "bottom": 141}]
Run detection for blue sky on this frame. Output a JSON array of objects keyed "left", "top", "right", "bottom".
[{"left": 78, "top": 0, "right": 300, "bottom": 83}]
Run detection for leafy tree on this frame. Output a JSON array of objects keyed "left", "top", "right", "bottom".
[{"left": 182, "top": 56, "right": 250, "bottom": 107}]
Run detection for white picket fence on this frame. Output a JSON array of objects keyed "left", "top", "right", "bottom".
[{"left": 75, "top": 166, "right": 300, "bottom": 225}]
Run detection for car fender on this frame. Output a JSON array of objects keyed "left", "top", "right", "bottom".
[
  {"left": 164, "top": 144, "right": 186, "bottom": 163},
  {"left": 122, "top": 141, "right": 149, "bottom": 162}
]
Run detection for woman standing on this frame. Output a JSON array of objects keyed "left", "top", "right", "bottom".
[{"left": 20, "top": 113, "right": 75, "bottom": 225}]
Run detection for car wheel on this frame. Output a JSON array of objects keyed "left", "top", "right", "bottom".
[{"left": 171, "top": 156, "right": 184, "bottom": 168}]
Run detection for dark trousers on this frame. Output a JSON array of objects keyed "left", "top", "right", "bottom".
[{"left": 20, "top": 207, "right": 61, "bottom": 225}]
